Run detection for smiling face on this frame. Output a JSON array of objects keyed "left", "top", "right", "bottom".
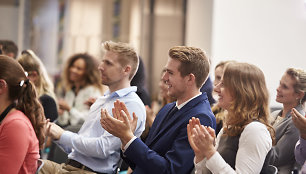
[
  {"left": 98, "top": 51, "right": 125, "bottom": 90},
  {"left": 69, "top": 58, "right": 86, "bottom": 84},
  {"left": 214, "top": 79, "right": 233, "bottom": 110},
  {"left": 276, "top": 73, "right": 300, "bottom": 107},
  {"left": 162, "top": 58, "right": 188, "bottom": 102}
]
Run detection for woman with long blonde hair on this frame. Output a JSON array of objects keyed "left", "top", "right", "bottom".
[{"left": 17, "top": 50, "right": 58, "bottom": 122}]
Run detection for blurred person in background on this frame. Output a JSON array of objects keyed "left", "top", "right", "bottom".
[
  {"left": 17, "top": 50, "right": 58, "bottom": 122},
  {"left": 49, "top": 53, "right": 107, "bottom": 163},
  {"left": 56, "top": 53, "right": 106, "bottom": 128},
  {"left": 131, "top": 57, "right": 151, "bottom": 106},
  {"left": 0, "top": 40, "right": 18, "bottom": 59},
  {"left": 211, "top": 60, "right": 235, "bottom": 135}
]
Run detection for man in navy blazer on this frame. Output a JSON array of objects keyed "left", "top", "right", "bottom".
[{"left": 101, "top": 46, "right": 216, "bottom": 174}]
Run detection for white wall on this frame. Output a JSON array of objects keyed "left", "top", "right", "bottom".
[
  {"left": 186, "top": 0, "right": 213, "bottom": 57},
  {"left": 187, "top": 0, "right": 306, "bottom": 107}
]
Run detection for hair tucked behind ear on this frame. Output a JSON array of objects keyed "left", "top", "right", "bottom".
[
  {"left": 16, "top": 80, "right": 46, "bottom": 149},
  {"left": 0, "top": 56, "right": 46, "bottom": 149}
]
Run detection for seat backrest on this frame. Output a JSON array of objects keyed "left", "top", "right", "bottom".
[
  {"left": 267, "top": 165, "right": 278, "bottom": 174},
  {"left": 35, "top": 159, "right": 44, "bottom": 174}
]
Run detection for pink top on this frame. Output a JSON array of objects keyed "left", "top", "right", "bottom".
[{"left": 0, "top": 110, "right": 39, "bottom": 174}]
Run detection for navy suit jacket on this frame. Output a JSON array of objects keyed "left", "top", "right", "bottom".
[{"left": 122, "top": 93, "right": 216, "bottom": 174}]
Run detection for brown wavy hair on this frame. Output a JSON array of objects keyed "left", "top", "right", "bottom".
[
  {"left": 222, "top": 62, "right": 275, "bottom": 144},
  {"left": 62, "top": 53, "right": 104, "bottom": 93},
  {"left": 0, "top": 55, "right": 46, "bottom": 149}
]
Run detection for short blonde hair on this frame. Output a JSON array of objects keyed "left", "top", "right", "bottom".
[
  {"left": 169, "top": 46, "right": 210, "bottom": 88},
  {"left": 103, "top": 41, "right": 139, "bottom": 80}
]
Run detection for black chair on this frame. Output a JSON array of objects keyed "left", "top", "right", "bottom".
[{"left": 266, "top": 165, "right": 278, "bottom": 174}]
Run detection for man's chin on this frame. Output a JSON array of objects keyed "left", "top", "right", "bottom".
[{"left": 167, "top": 92, "right": 176, "bottom": 98}]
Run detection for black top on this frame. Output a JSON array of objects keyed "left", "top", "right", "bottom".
[
  {"left": 39, "top": 94, "right": 58, "bottom": 122},
  {"left": 200, "top": 76, "right": 215, "bottom": 106},
  {"left": 131, "top": 57, "right": 151, "bottom": 106}
]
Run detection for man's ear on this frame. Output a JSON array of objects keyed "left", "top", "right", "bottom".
[
  {"left": 185, "top": 73, "right": 196, "bottom": 86},
  {"left": 188, "top": 73, "right": 196, "bottom": 82},
  {"left": 124, "top": 65, "right": 131, "bottom": 75}
]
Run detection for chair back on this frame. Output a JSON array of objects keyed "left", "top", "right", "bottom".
[
  {"left": 267, "top": 165, "right": 278, "bottom": 174},
  {"left": 35, "top": 159, "right": 44, "bottom": 174}
]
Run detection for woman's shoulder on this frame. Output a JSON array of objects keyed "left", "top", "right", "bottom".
[
  {"left": 240, "top": 121, "right": 272, "bottom": 146},
  {"left": 244, "top": 121, "right": 268, "bottom": 131},
  {"left": 1, "top": 110, "right": 33, "bottom": 129}
]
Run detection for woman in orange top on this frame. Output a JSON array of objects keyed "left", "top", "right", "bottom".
[{"left": 0, "top": 56, "right": 45, "bottom": 174}]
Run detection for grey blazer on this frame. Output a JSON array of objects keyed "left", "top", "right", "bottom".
[{"left": 268, "top": 104, "right": 305, "bottom": 174}]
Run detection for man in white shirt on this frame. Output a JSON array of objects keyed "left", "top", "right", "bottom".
[{"left": 40, "top": 41, "right": 146, "bottom": 174}]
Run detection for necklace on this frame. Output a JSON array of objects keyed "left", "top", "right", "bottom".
[{"left": 0, "top": 103, "right": 15, "bottom": 123}]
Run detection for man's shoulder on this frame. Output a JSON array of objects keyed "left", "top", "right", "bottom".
[
  {"left": 122, "top": 91, "right": 144, "bottom": 104},
  {"left": 115, "top": 86, "right": 137, "bottom": 97},
  {"left": 120, "top": 90, "right": 146, "bottom": 114},
  {"left": 185, "top": 93, "right": 211, "bottom": 111}
]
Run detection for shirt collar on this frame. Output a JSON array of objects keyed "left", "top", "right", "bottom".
[
  {"left": 176, "top": 92, "right": 202, "bottom": 110},
  {"left": 104, "top": 86, "right": 137, "bottom": 98}
]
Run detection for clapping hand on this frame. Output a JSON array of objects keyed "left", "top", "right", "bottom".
[
  {"left": 45, "top": 119, "right": 65, "bottom": 140},
  {"left": 187, "top": 117, "right": 216, "bottom": 163},
  {"left": 100, "top": 100, "right": 138, "bottom": 146},
  {"left": 291, "top": 108, "right": 306, "bottom": 139}
]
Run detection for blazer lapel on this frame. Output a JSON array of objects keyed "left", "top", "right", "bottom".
[
  {"left": 146, "top": 94, "right": 205, "bottom": 146},
  {"left": 146, "top": 103, "right": 175, "bottom": 144}
]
